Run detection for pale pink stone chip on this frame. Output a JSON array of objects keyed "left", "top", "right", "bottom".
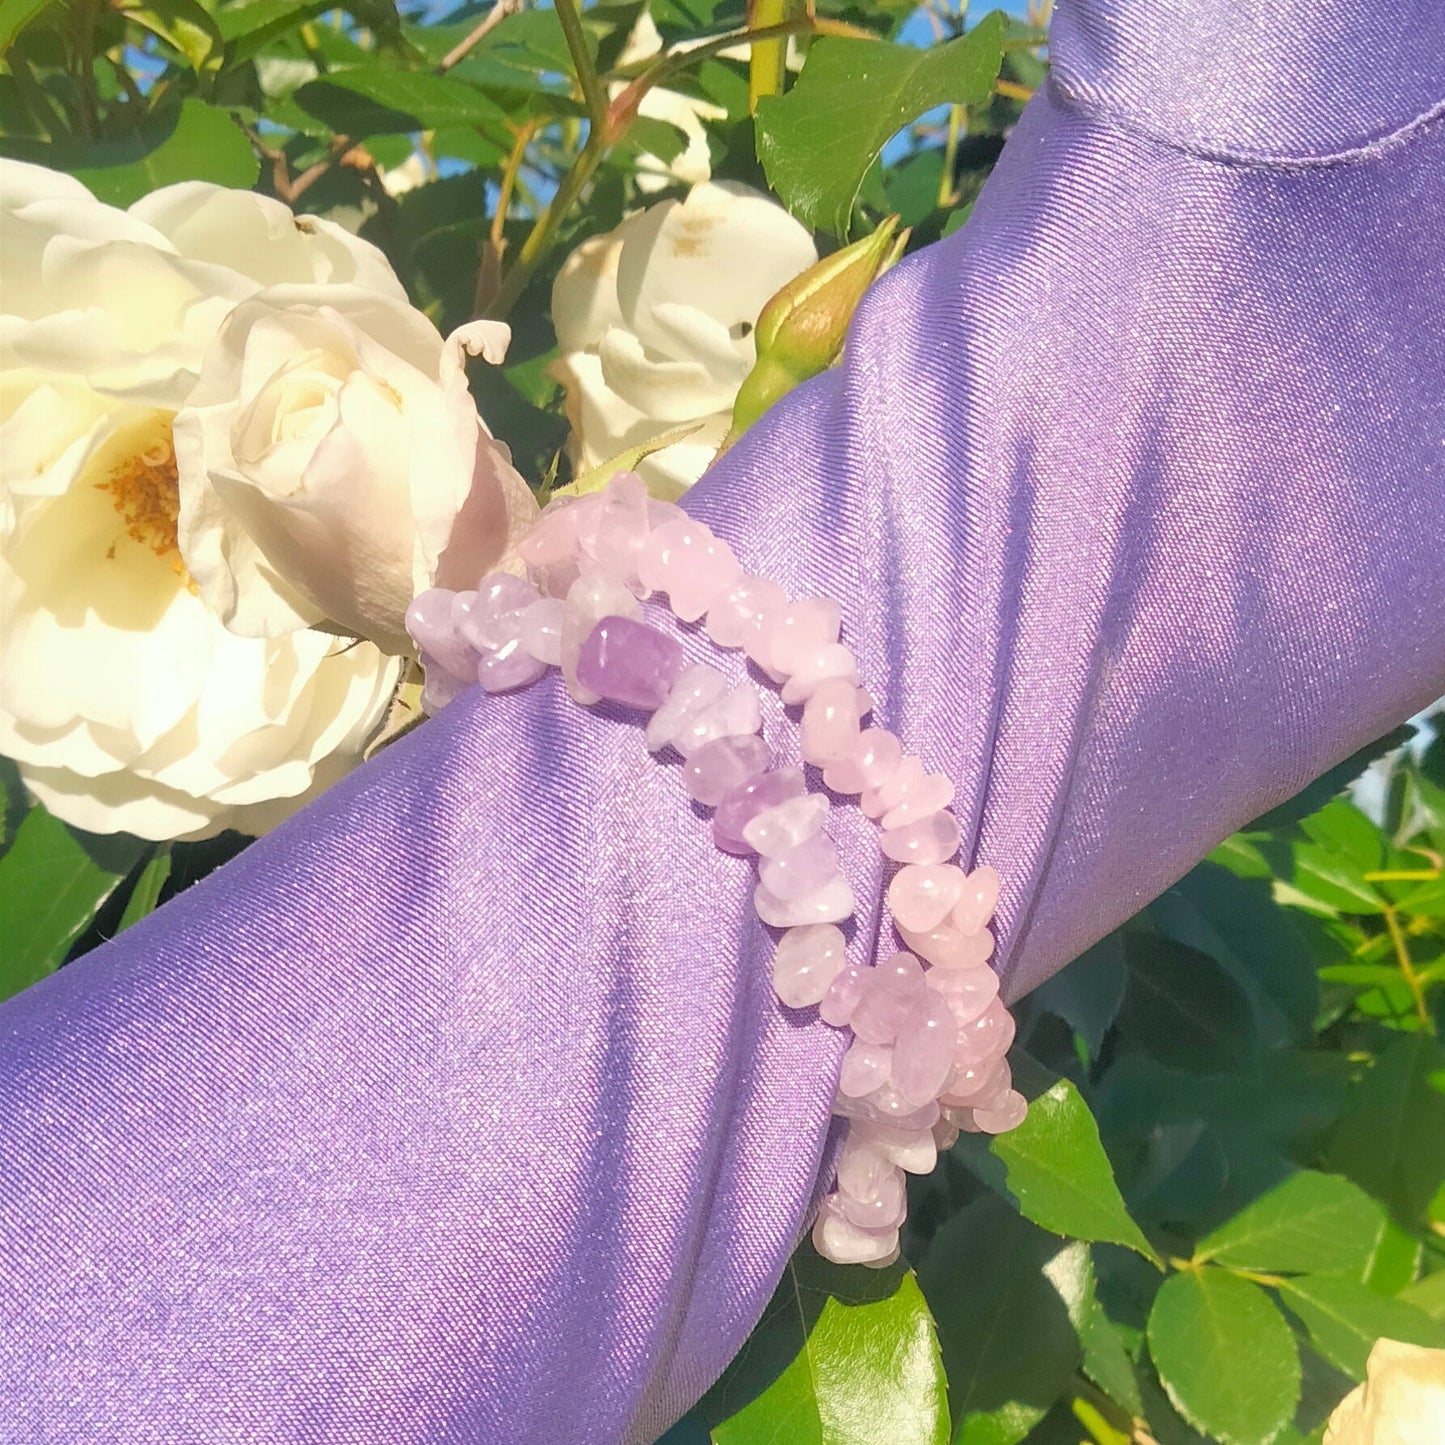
[
  {"left": 753, "top": 876, "right": 854, "bottom": 928},
  {"left": 765, "top": 598, "right": 843, "bottom": 676},
  {"left": 760, "top": 832, "right": 840, "bottom": 900},
  {"left": 879, "top": 810, "right": 961, "bottom": 866},
  {"left": 887, "top": 863, "right": 967, "bottom": 933},
  {"left": 974, "top": 1091, "right": 1029, "bottom": 1134},
  {"left": 779, "top": 643, "right": 858, "bottom": 705},
  {"left": 743, "top": 793, "right": 830, "bottom": 856},
  {"left": 644, "top": 665, "right": 728, "bottom": 753},
  {"left": 891, "top": 993, "right": 960, "bottom": 1106},
  {"left": 705, "top": 575, "right": 788, "bottom": 648},
  {"left": 682, "top": 734, "right": 770, "bottom": 806},
  {"left": 951, "top": 864, "right": 1001, "bottom": 935},
  {"left": 838, "top": 1038, "right": 893, "bottom": 1098},
  {"left": 800, "top": 677, "right": 864, "bottom": 765},
  {"left": 772, "top": 924, "right": 848, "bottom": 1008},
  {"left": 636, "top": 519, "right": 741, "bottom": 621},
  {"left": 925, "top": 963, "right": 1001, "bottom": 1025},
  {"left": 897, "top": 920, "right": 995, "bottom": 969},
  {"left": 823, "top": 728, "right": 903, "bottom": 794}
]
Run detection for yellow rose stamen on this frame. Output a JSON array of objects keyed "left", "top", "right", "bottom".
[{"left": 96, "top": 427, "right": 188, "bottom": 579}]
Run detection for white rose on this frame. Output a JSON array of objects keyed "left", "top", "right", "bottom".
[
  {"left": 0, "top": 160, "right": 403, "bottom": 841},
  {"left": 173, "top": 289, "right": 537, "bottom": 655},
  {"left": 1323, "top": 1340, "right": 1445, "bottom": 1445},
  {"left": 551, "top": 181, "right": 817, "bottom": 493},
  {"left": 612, "top": 13, "right": 726, "bottom": 195}
]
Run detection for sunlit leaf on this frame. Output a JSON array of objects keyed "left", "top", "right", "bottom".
[
  {"left": 958, "top": 1072, "right": 1159, "bottom": 1264},
  {"left": 919, "top": 1196, "right": 1088, "bottom": 1445},
  {"left": 703, "top": 1243, "right": 949, "bottom": 1445},
  {"left": 1277, "top": 1273, "right": 1445, "bottom": 1380},
  {"left": 1147, "top": 1270, "right": 1300, "bottom": 1445},
  {"left": 755, "top": 16, "right": 1005, "bottom": 236},
  {"left": 68, "top": 99, "right": 259, "bottom": 205},
  {"left": 1194, "top": 1172, "right": 1385, "bottom": 1276},
  {"left": 0, "top": 806, "right": 146, "bottom": 1002},
  {"left": 295, "top": 67, "right": 507, "bottom": 137}
]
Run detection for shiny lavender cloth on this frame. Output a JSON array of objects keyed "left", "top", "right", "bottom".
[{"left": 4, "top": 4, "right": 1443, "bottom": 1440}]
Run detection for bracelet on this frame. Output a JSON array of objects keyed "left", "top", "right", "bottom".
[{"left": 405, "top": 472, "right": 1026, "bottom": 1267}]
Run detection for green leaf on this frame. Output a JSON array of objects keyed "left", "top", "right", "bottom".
[
  {"left": 918, "top": 1196, "right": 1088, "bottom": 1445},
  {"left": 1324, "top": 1033, "right": 1445, "bottom": 1226},
  {"left": 755, "top": 16, "right": 1005, "bottom": 236},
  {"left": 1398, "top": 1269, "right": 1445, "bottom": 1322},
  {"left": 1276, "top": 1273, "right": 1445, "bottom": 1380},
  {"left": 118, "top": 0, "right": 223, "bottom": 75},
  {"left": 1080, "top": 1291, "right": 1143, "bottom": 1418},
  {"left": 117, "top": 845, "right": 172, "bottom": 933},
  {"left": 1118, "top": 933, "right": 1258, "bottom": 1072},
  {"left": 958, "top": 1073, "right": 1159, "bottom": 1264},
  {"left": 1317, "top": 964, "right": 1420, "bottom": 988},
  {"left": 1194, "top": 1172, "right": 1386, "bottom": 1276},
  {"left": 1147, "top": 1270, "right": 1300, "bottom": 1445},
  {"left": 294, "top": 67, "right": 507, "bottom": 137},
  {"left": 0, "top": 807, "right": 146, "bottom": 1002},
  {"left": 1290, "top": 833, "right": 1385, "bottom": 916},
  {"left": 1152, "top": 865, "right": 1319, "bottom": 1046},
  {"left": 1032, "top": 932, "right": 1128, "bottom": 1059},
  {"left": 1360, "top": 1217, "right": 1423, "bottom": 1296},
  {"left": 66, "top": 99, "right": 259, "bottom": 206},
  {"left": 0, "top": 0, "right": 53, "bottom": 53},
  {"left": 703, "top": 1243, "right": 949, "bottom": 1445},
  {"left": 216, "top": 0, "right": 334, "bottom": 65}
]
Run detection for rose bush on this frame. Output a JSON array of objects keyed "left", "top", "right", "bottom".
[
  {"left": 551, "top": 181, "right": 817, "bottom": 493},
  {"left": 0, "top": 161, "right": 409, "bottom": 839}
]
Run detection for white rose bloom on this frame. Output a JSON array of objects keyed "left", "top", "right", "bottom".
[
  {"left": 0, "top": 160, "right": 404, "bottom": 841},
  {"left": 551, "top": 181, "right": 817, "bottom": 493},
  {"left": 1323, "top": 1340, "right": 1445, "bottom": 1445},
  {"left": 613, "top": 13, "right": 726, "bottom": 195},
  {"left": 173, "top": 290, "right": 537, "bottom": 654}
]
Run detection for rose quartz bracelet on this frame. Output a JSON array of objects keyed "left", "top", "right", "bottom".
[{"left": 406, "top": 472, "right": 1026, "bottom": 1267}]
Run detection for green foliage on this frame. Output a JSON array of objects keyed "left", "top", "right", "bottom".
[
  {"left": 2, "top": 6, "right": 1441, "bottom": 1442},
  {"left": 1146, "top": 1270, "right": 1301, "bottom": 1445},
  {"left": 702, "top": 1244, "right": 949, "bottom": 1445},
  {"left": 0, "top": 805, "right": 146, "bottom": 999},
  {"left": 754, "top": 16, "right": 1005, "bottom": 237},
  {"left": 955, "top": 1070, "right": 1159, "bottom": 1264}
]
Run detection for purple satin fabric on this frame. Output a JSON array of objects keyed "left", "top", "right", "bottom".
[{"left": 4, "top": 5, "right": 1443, "bottom": 1440}]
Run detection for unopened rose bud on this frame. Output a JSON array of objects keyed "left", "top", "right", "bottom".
[{"left": 724, "top": 215, "right": 906, "bottom": 446}]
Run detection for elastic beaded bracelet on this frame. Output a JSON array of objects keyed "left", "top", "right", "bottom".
[{"left": 405, "top": 472, "right": 1026, "bottom": 1268}]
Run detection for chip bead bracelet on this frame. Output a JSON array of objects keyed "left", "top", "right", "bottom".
[{"left": 405, "top": 472, "right": 1027, "bottom": 1268}]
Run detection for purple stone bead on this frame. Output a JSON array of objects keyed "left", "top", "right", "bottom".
[
  {"left": 683, "top": 734, "right": 771, "bottom": 806},
  {"left": 477, "top": 635, "right": 548, "bottom": 693},
  {"left": 407, "top": 588, "right": 474, "bottom": 678},
  {"left": 460, "top": 573, "right": 539, "bottom": 652},
  {"left": 575, "top": 616, "right": 686, "bottom": 711},
  {"left": 712, "top": 768, "right": 806, "bottom": 855}
]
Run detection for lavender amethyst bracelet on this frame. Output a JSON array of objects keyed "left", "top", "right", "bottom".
[{"left": 405, "top": 472, "right": 1026, "bottom": 1267}]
